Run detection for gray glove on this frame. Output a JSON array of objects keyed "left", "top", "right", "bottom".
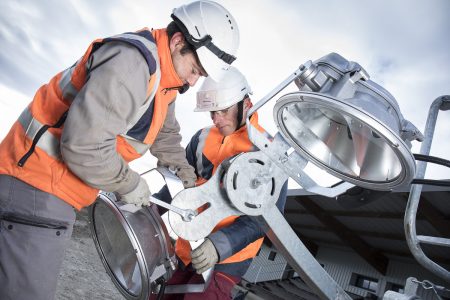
[
  {"left": 119, "top": 177, "right": 151, "bottom": 207},
  {"left": 174, "top": 166, "right": 197, "bottom": 188},
  {"left": 191, "top": 238, "right": 218, "bottom": 274}
]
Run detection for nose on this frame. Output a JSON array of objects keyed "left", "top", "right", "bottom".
[
  {"left": 211, "top": 112, "right": 224, "bottom": 126},
  {"left": 187, "top": 73, "right": 201, "bottom": 87}
]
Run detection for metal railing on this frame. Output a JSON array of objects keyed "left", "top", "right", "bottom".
[{"left": 404, "top": 95, "right": 450, "bottom": 283}]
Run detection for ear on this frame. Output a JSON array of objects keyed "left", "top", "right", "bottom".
[
  {"left": 169, "top": 32, "right": 185, "bottom": 52},
  {"left": 243, "top": 98, "right": 252, "bottom": 112},
  {"left": 242, "top": 98, "right": 252, "bottom": 120}
]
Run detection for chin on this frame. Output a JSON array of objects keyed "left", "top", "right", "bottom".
[{"left": 219, "top": 129, "right": 231, "bottom": 136}]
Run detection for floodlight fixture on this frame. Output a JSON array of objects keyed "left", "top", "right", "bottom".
[
  {"left": 272, "top": 54, "right": 422, "bottom": 190},
  {"left": 89, "top": 169, "right": 213, "bottom": 300},
  {"left": 247, "top": 53, "right": 423, "bottom": 194}
]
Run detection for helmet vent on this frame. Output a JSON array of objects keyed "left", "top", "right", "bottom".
[
  {"left": 194, "top": 26, "right": 201, "bottom": 37},
  {"left": 227, "top": 17, "right": 233, "bottom": 29}
]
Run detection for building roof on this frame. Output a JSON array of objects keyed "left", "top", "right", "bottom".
[{"left": 284, "top": 185, "right": 450, "bottom": 275}]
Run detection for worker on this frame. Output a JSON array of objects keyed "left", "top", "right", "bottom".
[
  {"left": 155, "top": 67, "right": 287, "bottom": 299},
  {"left": 0, "top": 1, "right": 239, "bottom": 300}
]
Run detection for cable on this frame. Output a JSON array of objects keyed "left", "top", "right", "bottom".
[
  {"left": 413, "top": 154, "right": 450, "bottom": 168},
  {"left": 411, "top": 154, "right": 450, "bottom": 187},
  {"left": 411, "top": 179, "right": 450, "bottom": 187}
]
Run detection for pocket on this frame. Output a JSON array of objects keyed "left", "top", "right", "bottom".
[
  {"left": 1, "top": 212, "right": 71, "bottom": 238},
  {"left": 0, "top": 212, "right": 74, "bottom": 299}
]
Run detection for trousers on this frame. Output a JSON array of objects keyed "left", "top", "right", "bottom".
[
  {"left": 0, "top": 175, "right": 76, "bottom": 300},
  {"left": 150, "top": 267, "right": 240, "bottom": 300}
]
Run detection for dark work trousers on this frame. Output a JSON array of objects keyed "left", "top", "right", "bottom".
[
  {"left": 150, "top": 267, "right": 240, "bottom": 300},
  {"left": 0, "top": 175, "right": 76, "bottom": 300}
]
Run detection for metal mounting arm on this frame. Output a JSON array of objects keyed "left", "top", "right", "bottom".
[
  {"left": 169, "top": 151, "right": 352, "bottom": 299},
  {"left": 246, "top": 64, "right": 354, "bottom": 198}
]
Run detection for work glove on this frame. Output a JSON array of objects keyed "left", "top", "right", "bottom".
[
  {"left": 119, "top": 177, "right": 151, "bottom": 207},
  {"left": 173, "top": 166, "right": 197, "bottom": 188},
  {"left": 190, "top": 238, "right": 218, "bottom": 274}
]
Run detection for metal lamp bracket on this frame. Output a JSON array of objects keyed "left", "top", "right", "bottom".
[
  {"left": 246, "top": 65, "right": 354, "bottom": 198},
  {"left": 167, "top": 148, "right": 352, "bottom": 299}
]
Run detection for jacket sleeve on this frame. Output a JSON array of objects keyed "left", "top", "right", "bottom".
[
  {"left": 185, "top": 129, "right": 202, "bottom": 178},
  {"left": 60, "top": 42, "right": 152, "bottom": 195},
  {"left": 150, "top": 102, "right": 197, "bottom": 188},
  {"left": 208, "top": 180, "right": 288, "bottom": 261}
]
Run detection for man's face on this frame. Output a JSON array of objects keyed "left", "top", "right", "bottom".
[
  {"left": 170, "top": 32, "right": 206, "bottom": 87},
  {"left": 210, "top": 104, "right": 239, "bottom": 136},
  {"left": 210, "top": 99, "right": 250, "bottom": 136}
]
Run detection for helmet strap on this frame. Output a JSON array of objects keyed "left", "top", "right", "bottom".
[
  {"left": 178, "top": 83, "right": 190, "bottom": 94},
  {"left": 171, "top": 14, "right": 236, "bottom": 64},
  {"left": 162, "top": 84, "right": 190, "bottom": 95},
  {"left": 236, "top": 100, "right": 244, "bottom": 131}
]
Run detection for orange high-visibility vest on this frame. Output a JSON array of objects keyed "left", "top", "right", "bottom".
[
  {"left": 0, "top": 28, "right": 179, "bottom": 210},
  {"left": 176, "top": 114, "right": 268, "bottom": 265}
]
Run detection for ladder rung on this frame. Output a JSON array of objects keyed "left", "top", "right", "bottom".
[{"left": 417, "top": 235, "right": 450, "bottom": 247}]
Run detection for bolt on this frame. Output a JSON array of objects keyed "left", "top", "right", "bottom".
[{"left": 251, "top": 179, "right": 261, "bottom": 188}]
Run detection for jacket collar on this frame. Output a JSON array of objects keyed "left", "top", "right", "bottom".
[{"left": 152, "top": 28, "right": 183, "bottom": 90}]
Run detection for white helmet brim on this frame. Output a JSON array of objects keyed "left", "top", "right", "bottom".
[{"left": 195, "top": 66, "right": 252, "bottom": 112}]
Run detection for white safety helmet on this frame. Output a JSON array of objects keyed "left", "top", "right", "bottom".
[
  {"left": 195, "top": 66, "right": 252, "bottom": 112},
  {"left": 172, "top": 1, "right": 240, "bottom": 81}
]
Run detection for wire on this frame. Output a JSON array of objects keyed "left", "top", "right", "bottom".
[
  {"left": 411, "top": 154, "right": 450, "bottom": 187},
  {"left": 411, "top": 179, "right": 450, "bottom": 187},
  {"left": 413, "top": 154, "right": 450, "bottom": 168}
]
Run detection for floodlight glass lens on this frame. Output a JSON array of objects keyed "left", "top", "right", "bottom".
[
  {"left": 94, "top": 202, "right": 142, "bottom": 296},
  {"left": 279, "top": 101, "right": 402, "bottom": 183}
]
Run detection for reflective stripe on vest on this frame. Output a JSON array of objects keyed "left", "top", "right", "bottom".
[
  {"left": 106, "top": 32, "right": 158, "bottom": 70},
  {"left": 18, "top": 108, "right": 62, "bottom": 160},
  {"left": 59, "top": 62, "right": 80, "bottom": 102},
  {"left": 195, "top": 127, "right": 211, "bottom": 178},
  {"left": 104, "top": 31, "right": 162, "bottom": 110}
]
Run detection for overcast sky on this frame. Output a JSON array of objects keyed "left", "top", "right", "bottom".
[{"left": 1, "top": 0, "right": 449, "bottom": 186}]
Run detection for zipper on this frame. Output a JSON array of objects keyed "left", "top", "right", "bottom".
[
  {"left": 18, "top": 110, "right": 68, "bottom": 167},
  {"left": 1, "top": 212, "right": 68, "bottom": 230}
]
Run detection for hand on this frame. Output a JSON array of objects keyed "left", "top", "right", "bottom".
[
  {"left": 174, "top": 167, "right": 196, "bottom": 188},
  {"left": 119, "top": 177, "right": 151, "bottom": 207},
  {"left": 190, "top": 239, "right": 218, "bottom": 274}
]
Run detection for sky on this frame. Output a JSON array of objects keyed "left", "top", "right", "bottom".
[{"left": 0, "top": 0, "right": 449, "bottom": 188}]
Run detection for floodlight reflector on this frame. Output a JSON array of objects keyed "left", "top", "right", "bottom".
[{"left": 274, "top": 92, "right": 416, "bottom": 190}]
